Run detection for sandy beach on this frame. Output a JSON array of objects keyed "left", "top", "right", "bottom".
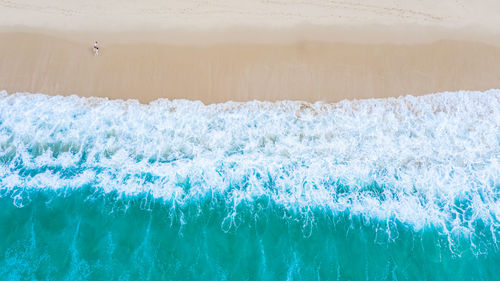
[{"left": 1, "top": 0, "right": 499, "bottom": 103}]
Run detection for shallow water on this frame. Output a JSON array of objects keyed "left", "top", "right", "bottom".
[{"left": 0, "top": 90, "right": 499, "bottom": 280}]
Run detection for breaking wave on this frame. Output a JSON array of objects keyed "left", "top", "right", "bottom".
[{"left": 0, "top": 90, "right": 499, "bottom": 280}]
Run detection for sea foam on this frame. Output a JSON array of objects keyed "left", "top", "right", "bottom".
[{"left": 0, "top": 90, "right": 499, "bottom": 238}]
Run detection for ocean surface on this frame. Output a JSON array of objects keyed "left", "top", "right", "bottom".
[{"left": 0, "top": 90, "right": 499, "bottom": 280}]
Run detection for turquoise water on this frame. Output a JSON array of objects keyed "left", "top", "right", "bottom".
[{"left": 0, "top": 91, "right": 499, "bottom": 280}]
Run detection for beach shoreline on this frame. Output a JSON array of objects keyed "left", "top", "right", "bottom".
[
  {"left": 1, "top": 2, "right": 500, "bottom": 278},
  {"left": 1, "top": 29, "right": 500, "bottom": 104},
  {"left": 1, "top": 0, "right": 499, "bottom": 104}
]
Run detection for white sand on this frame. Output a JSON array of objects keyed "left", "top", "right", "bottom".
[{"left": 2, "top": 0, "right": 499, "bottom": 32}]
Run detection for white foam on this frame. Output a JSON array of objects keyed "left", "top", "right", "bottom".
[{"left": 0, "top": 90, "right": 499, "bottom": 234}]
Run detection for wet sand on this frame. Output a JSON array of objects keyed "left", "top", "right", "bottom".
[{"left": 1, "top": 31, "right": 499, "bottom": 103}]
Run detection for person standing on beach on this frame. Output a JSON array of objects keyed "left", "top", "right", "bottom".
[{"left": 93, "top": 41, "right": 99, "bottom": 56}]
